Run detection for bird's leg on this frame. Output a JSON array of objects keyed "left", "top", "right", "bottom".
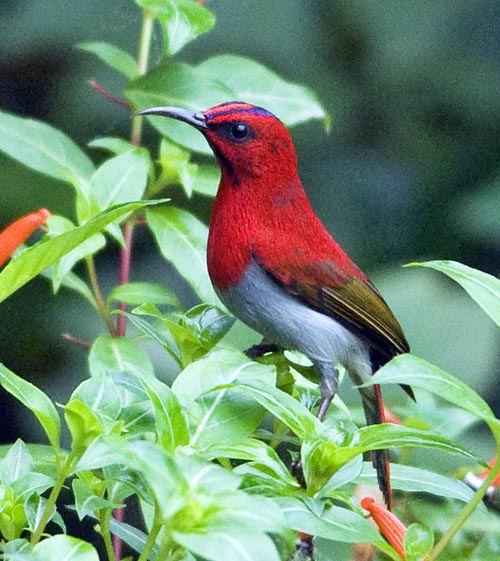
[
  {"left": 316, "top": 362, "right": 339, "bottom": 421},
  {"left": 245, "top": 339, "right": 280, "bottom": 358}
]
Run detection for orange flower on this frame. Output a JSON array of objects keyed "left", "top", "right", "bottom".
[
  {"left": 479, "top": 456, "right": 500, "bottom": 487},
  {"left": 361, "top": 497, "right": 407, "bottom": 560},
  {"left": 0, "top": 209, "right": 51, "bottom": 267}
]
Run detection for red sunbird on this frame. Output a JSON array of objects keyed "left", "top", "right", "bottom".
[{"left": 138, "top": 101, "right": 413, "bottom": 508}]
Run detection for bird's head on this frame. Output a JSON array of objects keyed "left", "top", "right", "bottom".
[{"left": 137, "top": 101, "right": 298, "bottom": 183}]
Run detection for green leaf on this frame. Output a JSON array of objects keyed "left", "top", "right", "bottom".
[
  {"left": 127, "top": 57, "right": 327, "bottom": 154},
  {"left": 89, "top": 335, "right": 155, "bottom": 379},
  {"left": 136, "top": 0, "right": 215, "bottom": 57},
  {"left": 366, "top": 353, "right": 500, "bottom": 443},
  {"left": 126, "top": 61, "right": 233, "bottom": 154},
  {"left": 46, "top": 215, "right": 105, "bottom": 292},
  {"left": 108, "top": 282, "right": 180, "bottom": 307},
  {"left": 0, "top": 440, "right": 34, "bottom": 484},
  {"left": 407, "top": 260, "right": 500, "bottom": 328},
  {"left": 191, "top": 163, "right": 220, "bottom": 197},
  {"left": 71, "top": 374, "right": 122, "bottom": 427},
  {"left": 72, "top": 478, "right": 115, "bottom": 520},
  {"left": 12, "top": 473, "right": 54, "bottom": 501},
  {"left": 0, "top": 364, "right": 60, "bottom": 451},
  {"left": 33, "top": 535, "right": 99, "bottom": 561},
  {"left": 172, "top": 349, "right": 271, "bottom": 449},
  {"left": 173, "top": 528, "right": 281, "bottom": 561},
  {"left": 354, "top": 423, "right": 477, "bottom": 460},
  {"left": 0, "top": 109, "right": 95, "bottom": 182},
  {"left": 138, "top": 376, "right": 189, "bottom": 452},
  {"left": 276, "top": 497, "right": 386, "bottom": 546},
  {"left": 404, "top": 523, "right": 434, "bottom": 561},
  {"left": 64, "top": 399, "right": 104, "bottom": 452},
  {"left": 159, "top": 137, "right": 197, "bottom": 197},
  {"left": 198, "top": 54, "right": 327, "bottom": 128},
  {"left": 88, "top": 136, "right": 138, "bottom": 155},
  {"left": 237, "top": 381, "right": 323, "bottom": 440},
  {"left": 357, "top": 462, "right": 476, "bottom": 503},
  {"left": 108, "top": 519, "right": 157, "bottom": 558},
  {"left": 202, "top": 438, "right": 297, "bottom": 488},
  {"left": 90, "top": 149, "right": 150, "bottom": 213},
  {"left": 78, "top": 41, "right": 138, "bottom": 79},
  {"left": 147, "top": 206, "right": 220, "bottom": 306},
  {"left": 0, "top": 200, "right": 167, "bottom": 304},
  {"left": 120, "top": 310, "right": 180, "bottom": 365}
]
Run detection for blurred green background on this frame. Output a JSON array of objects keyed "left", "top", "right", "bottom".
[{"left": 0, "top": 0, "right": 499, "bottom": 449}]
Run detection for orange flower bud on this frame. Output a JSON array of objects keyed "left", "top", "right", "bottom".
[
  {"left": 361, "top": 497, "right": 407, "bottom": 560},
  {"left": 0, "top": 208, "right": 51, "bottom": 267},
  {"left": 383, "top": 406, "right": 403, "bottom": 425}
]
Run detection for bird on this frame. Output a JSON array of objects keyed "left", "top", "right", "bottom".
[{"left": 137, "top": 101, "right": 412, "bottom": 508}]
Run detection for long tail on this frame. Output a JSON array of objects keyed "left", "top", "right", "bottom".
[{"left": 359, "top": 382, "right": 392, "bottom": 510}]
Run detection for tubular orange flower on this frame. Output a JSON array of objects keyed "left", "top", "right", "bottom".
[
  {"left": 361, "top": 497, "right": 407, "bottom": 560},
  {"left": 0, "top": 208, "right": 51, "bottom": 267}
]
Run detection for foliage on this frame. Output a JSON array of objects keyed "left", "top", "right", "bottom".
[{"left": 0, "top": 2, "right": 499, "bottom": 561}]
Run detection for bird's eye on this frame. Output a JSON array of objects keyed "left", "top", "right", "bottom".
[{"left": 230, "top": 123, "right": 250, "bottom": 140}]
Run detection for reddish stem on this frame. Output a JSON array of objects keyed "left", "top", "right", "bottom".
[
  {"left": 116, "top": 221, "right": 134, "bottom": 337},
  {"left": 87, "top": 80, "right": 131, "bottom": 109},
  {"left": 62, "top": 333, "right": 91, "bottom": 348}
]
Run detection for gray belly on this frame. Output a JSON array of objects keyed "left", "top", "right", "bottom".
[{"left": 218, "top": 260, "right": 369, "bottom": 370}]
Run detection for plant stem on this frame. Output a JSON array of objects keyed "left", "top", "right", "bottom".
[
  {"left": 86, "top": 255, "right": 116, "bottom": 336},
  {"left": 137, "top": 507, "right": 163, "bottom": 561},
  {"left": 100, "top": 508, "right": 118, "bottom": 561},
  {"left": 30, "top": 454, "right": 77, "bottom": 545},
  {"left": 426, "top": 458, "right": 500, "bottom": 561},
  {"left": 116, "top": 219, "right": 134, "bottom": 337}
]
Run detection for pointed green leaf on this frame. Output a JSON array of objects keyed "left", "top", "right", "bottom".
[
  {"left": 0, "top": 200, "right": 167, "bottom": 304},
  {"left": 108, "top": 518, "right": 157, "bottom": 558},
  {"left": 407, "top": 260, "right": 500, "bottom": 327},
  {"left": 276, "top": 497, "right": 386, "bottom": 546},
  {"left": 34, "top": 535, "right": 99, "bottom": 561},
  {"left": 136, "top": 0, "right": 215, "bottom": 57},
  {"left": 126, "top": 62, "right": 232, "bottom": 154},
  {"left": 357, "top": 462, "right": 476, "bottom": 503},
  {"left": 147, "top": 206, "right": 220, "bottom": 305},
  {"left": 172, "top": 350, "right": 271, "bottom": 449},
  {"left": 0, "top": 109, "right": 95, "bottom": 182},
  {"left": 366, "top": 353, "right": 500, "bottom": 443},
  {"left": 88, "top": 136, "right": 138, "bottom": 155},
  {"left": 138, "top": 376, "right": 189, "bottom": 451},
  {"left": 198, "top": 55, "right": 327, "bottom": 128},
  {"left": 0, "top": 364, "right": 60, "bottom": 450},
  {"left": 91, "top": 149, "right": 149, "bottom": 212},
  {"left": 78, "top": 41, "right": 138, "bottom": 79},
  {"left": 237, "top": 381, "right": 323, "bottom": 440},
  {"left": 108, "top": 282, "right": 180, "bottom": 307},
  {"left": 89, "top": 335, "right": 155, "bottom": 379},
  {"left": 0, "top": 440, "right": 34, "bottom": 484},
  {"left": 354, "top": 423, "right": 477, "bottom": 460},
  {"left": 173, "top": 528, "right": 281, "bottom": 561}
]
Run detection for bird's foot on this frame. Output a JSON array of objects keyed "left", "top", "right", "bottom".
[{"left": 244, "top": 340, "right": 280, "bottom": 358}]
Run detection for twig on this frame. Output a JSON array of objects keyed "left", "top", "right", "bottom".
[{"left": 87, "top": 80, "right": 131, "bottom": 109}]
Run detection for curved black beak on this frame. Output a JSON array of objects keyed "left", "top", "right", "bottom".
[{"left": 135, "top": 106, "right": 207, "bottom": 131}]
